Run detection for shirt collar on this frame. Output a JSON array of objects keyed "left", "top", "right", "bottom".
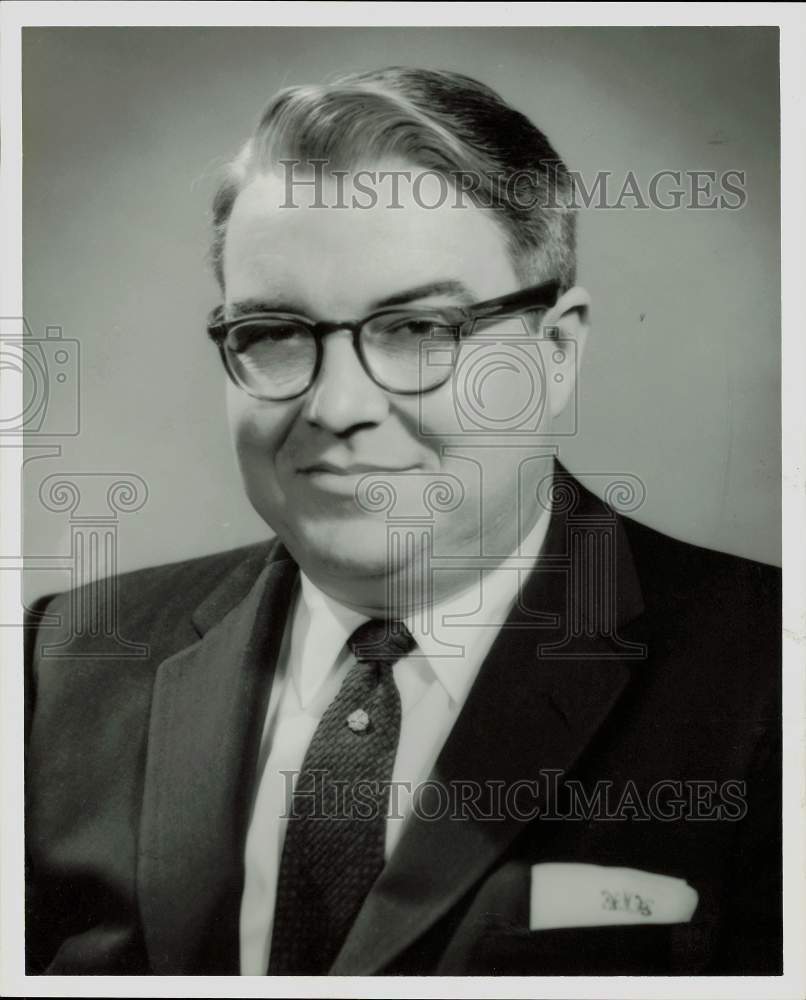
[{"left": 290, "top": 500, "right": 552, "bottom": 710}]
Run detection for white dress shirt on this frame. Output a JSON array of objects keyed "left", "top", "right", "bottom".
[{"left": 239, "top": 507, "right": 551, "bottom": 974}]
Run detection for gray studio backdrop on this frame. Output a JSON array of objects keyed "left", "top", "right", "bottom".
[{"left": 21, "top": 27, "right": 780, "bottom": 603}]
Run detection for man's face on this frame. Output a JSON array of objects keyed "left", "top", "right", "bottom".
[{"left": 222, "top": 163, "right": 574, "bottom": 609}]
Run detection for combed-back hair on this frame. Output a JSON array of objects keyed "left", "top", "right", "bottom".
[{"left": 211, "top": 67, "right": 576, "bottom": 292}]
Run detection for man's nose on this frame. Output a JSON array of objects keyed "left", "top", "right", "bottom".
[{"left": 301, "top": 330, "right": 390, "bottom": 434}]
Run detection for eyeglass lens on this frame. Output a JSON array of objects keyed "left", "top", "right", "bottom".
[{"left": 224, "top": 312, "right": 460, "bottom": 398}]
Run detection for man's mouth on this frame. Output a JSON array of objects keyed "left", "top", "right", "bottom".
[
  {"left": 297, "top": 461, "right": 423, "bottom": 496},
  {"left": 299, "top": 461, "right": 421, "bottom": 476}
]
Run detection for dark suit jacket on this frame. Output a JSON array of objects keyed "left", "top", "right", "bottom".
[{"left": 24, "top": 470, "right": 782, "bottom": 975}]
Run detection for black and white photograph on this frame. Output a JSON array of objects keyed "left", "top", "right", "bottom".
[{"left": 2, "top": 4, "right": 804, "bottom": 997}]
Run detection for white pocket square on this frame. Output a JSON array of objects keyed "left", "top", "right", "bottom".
[{"left": 530, "top": 863, "right": 699, "bottom": 930}]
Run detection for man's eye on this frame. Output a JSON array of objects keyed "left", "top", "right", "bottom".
[
  {"left": 379, "top": 316, "right": 450, "bottom": 338},
  {"left": 229, "top": 321, "right": 309, "bottom": 351},
  {"left": 398, "top": 319, "right": 438, "bottom": 336}
]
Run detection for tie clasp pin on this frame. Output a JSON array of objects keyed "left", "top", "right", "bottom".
[{"left": 346, "top": 708, "right": 370, "bottom": 732}]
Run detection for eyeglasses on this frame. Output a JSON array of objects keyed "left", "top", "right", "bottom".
[{"left": 206, "top": 279, "right": 560, "bottom": 401}]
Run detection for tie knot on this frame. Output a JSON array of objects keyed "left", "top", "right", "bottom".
[{"left": 347, "top": 619, "right": 416, "bottom": 664}]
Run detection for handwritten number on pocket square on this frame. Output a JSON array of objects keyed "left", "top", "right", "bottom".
[{"left": 601, "top": 889, "right": 654, "bottom": 916}]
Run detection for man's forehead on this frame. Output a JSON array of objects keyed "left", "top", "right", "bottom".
[
  {"left": 222, "top": 166, "right": 516, "bottom": 312},
  {"left": 226, "top": 167, "right": 502, "bottom": 246}
]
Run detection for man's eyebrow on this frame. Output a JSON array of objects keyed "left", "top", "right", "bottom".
[
  {"left": 226, "top": 297, "right": 308, "bottom": 319},
  {"left": 226, "top": 280, "right": 475, "bottom": 320},
  {"left": 371, "top": 281, "right": 475, "bottom": 310}
]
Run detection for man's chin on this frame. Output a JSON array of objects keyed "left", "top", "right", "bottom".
[{"left": 283, "top": 518, "right": 401, "bottom": 582}]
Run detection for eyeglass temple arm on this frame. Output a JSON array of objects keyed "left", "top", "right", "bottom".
[
  {"left": 464, "top": 279, "right": 561, "bottom": 323},
  {"left": 469, "top": 279, "right": 561, "bottom": 320},
  {"left": 207, "top": 306, "right": 226, "bottom": 341}
]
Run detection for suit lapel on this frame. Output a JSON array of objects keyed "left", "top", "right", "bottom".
[
  {"left": 332, "top": 475, "right": 648, "bottom": 974},
  {"left": 137, "top": 540, "right": 297, "bottom": 974}
]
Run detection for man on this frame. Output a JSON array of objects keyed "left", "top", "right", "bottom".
[{"left": 25, "top": 67, "right": 781, "bottom": 976}]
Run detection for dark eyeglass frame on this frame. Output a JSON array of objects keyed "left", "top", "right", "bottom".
[{"left": 206, "top": 278, "right": 561, "bottom": 401}]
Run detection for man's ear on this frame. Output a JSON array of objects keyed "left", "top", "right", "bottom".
[{"left": 542, "top": 286, "right": 591, "bottom": 419}]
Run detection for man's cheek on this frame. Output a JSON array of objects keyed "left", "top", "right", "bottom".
[
  {"left": 231, "top": 405, "right": 288, "bottom": 453},
  {"left": 231, "top": 421, "right": 284, "bottom": 501},
  {"left": 405, "top": 385, "right": 460, "bottom": 443}
]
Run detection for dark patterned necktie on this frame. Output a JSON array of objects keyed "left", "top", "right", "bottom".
[{"left": 267, "top": 618, "right": 416, "bottom": 975}]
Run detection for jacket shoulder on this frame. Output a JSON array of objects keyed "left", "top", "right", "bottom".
[
  {"left": 106, "top": 539, "right": 276, "bottom": 614},
  {"left": 619, "top": 514, "right": 780, "bottom": 713},
  {"left": 621, "top": 514, "right": 780, "bottom": 606},
  {"left": 26, "top": 539, "right": 277, "bottom": 669}
]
